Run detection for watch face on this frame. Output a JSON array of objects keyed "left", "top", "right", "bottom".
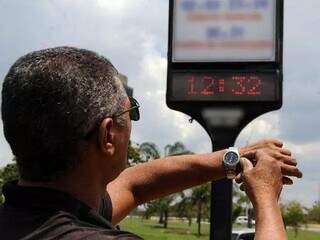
[{"left": 225, "top": 152, "right": 239, "bottom": 165}]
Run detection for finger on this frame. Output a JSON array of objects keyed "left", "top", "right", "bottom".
[
  {"left": 274, "top": 140, "right": 283, "bottom": 148},
  {"left": 272, "top": 153, "right": 297, "bottom": 166},
  {"left": 281, "top": 156, "right": 297, "bottom": 166},
  {"left": 241, "top": 151, "right": 256, "bottom": 161},
  {"left": 279, "top": 148, "right": 292, "bottom": 156},
  {"left": 269, "top": 151, "right": 297, "bottom": 166},
  {"left": 283, "top": 176, "right": 293, "bottom": 185},
  {"left": 240, "top": 157, "right": 254, "bottom": 172},
  {"left": 281, "top": 165, "right": 303, "bottom": 178},
  {"left": 267, "top": 139, "right": 283, "bottom": 148},
  {"left": 235, "top": 173, "right": 243, "bottom": 184}
]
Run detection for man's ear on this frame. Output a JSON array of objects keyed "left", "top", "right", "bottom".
[{"left": 98, "top": 118, "right": 115, "bottom": 156}]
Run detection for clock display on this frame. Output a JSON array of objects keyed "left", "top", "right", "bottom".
[{"left": 169, "top": 72, "right": 279, "bottom": 101}]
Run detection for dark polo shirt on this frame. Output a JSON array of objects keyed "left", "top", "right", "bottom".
[{"left": 0, "top": 181, "right": 142, "bottom": 240}]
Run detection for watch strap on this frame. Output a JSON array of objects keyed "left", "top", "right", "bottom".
[
  {"left": 224, "top": 147, "right": 240, "bottom": 179},
  {"left": 228, "top": 147, "right": 239, "bottom": 153},
  {"left": 226, "top": 168, "right": 237, "bottom": 179}
]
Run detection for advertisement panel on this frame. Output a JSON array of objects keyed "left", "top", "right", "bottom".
[{"left": 172, "top": 0, "right": 277, "bottom": 62}]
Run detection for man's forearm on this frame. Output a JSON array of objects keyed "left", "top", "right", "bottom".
[
  {"left": 254, "top": 200, "right": 287, "bottom": 240},
  {"left": 107, "top": 150, "right": 227, "bottom": 224},
  {"left": 118, "top": 150, "right": 226, "bottom": 205}
]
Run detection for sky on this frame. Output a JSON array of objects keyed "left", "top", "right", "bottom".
[{"left": 0, "top": 0, "right": 319, "bottom": 207}]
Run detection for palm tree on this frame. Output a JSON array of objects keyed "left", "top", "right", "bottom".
[
  {"left": 139, "top": 142, "right": 161, "bottom": 161},
  {"left": 162, "top": 142, "right": 193, "bottom": 228},
  {"left": 127, "top": 141, "right": 142, "bottom": 166},
  {"left": 174, "top": 191, "right": 194, "bottom": 226},
  {"left": 164, "top": 142, "right": 192, "bottom": 156},
  {"left": 191, "top": 183, "right": 211, "bottom": 236},
  {"left": 139, "top": 141, "right": 191, "bottom": 228},
  {"left": 139, "top": 142, "right": 167, "bottom": 225}
]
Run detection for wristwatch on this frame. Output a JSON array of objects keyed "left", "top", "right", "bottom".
[{"left": 223, "top": 147, "right": 240, "bottom": 179}]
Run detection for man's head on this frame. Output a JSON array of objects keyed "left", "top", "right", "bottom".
[{"left": 2, "top": 46, "right": 131, "bottom": 182}]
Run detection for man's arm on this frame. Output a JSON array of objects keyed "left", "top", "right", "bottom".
[
  {"left": 107, "top": 150, "right": 225, "bottom": 224},
  {"left": 255, "top": 200, "right": 287, "bottom": 240},
  {"left": 240, "top": 152, "right": 291, "bottom": 240},
  {"left": 107, "top": 139, "right": 300, "bottom": 225}
]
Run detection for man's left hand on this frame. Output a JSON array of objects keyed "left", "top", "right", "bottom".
[{"left": 238, "top": 139, "right": 302, "bottom": 185}]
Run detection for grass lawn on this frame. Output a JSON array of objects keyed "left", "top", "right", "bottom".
[{"left": 120, "top": 217, "right": 320, "bottom": 240}]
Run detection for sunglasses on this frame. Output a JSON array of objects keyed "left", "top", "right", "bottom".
[
  {"left": 113, "top": 97, "right": 140, "bottom": 121},
  {"left": 84, "top": 97, "right": 140, "bottom": 139}
]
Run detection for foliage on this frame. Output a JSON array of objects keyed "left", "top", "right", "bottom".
[
  {"left": 232, "top": 205, "right": 243, "bottom": 223},
  {"left": 173, "top": 184, "right": 211, "bottom": 236},
  {"left": 232, "top": 184, "right": 253, "bottom": 226},
  {"left": 191, "top": 183, "right": 211, "bottom": 236},
  {"left": 173, "top": 191, "right": 195, "bottom": 226},
  {"left": 0, "top": 162, "right": 19, "bottom": 203},
  {"left": 139, "top": 142, "right": 161, "bottom": 161},
  {"left": 140, "top": 141, "right": 192, "bottom": 229},
  {"left": 307, "top": 201, "right": 320, "bottom": 224},
  {"left": 164, "top": 142, "right": 192, "bottom": 156},
  {"left": 282, "top": 201, "right": 306, "bottom": 237},
  {"left": 128, "top": 141, "right": 142, "bottom": 166}
]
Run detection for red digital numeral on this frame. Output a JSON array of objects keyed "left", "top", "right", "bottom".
[
  {"left": 247, "top": 76, "right": 262, "bottom": 96},
  {"left": 232, "top": 76, "right": 246, "bottom": 95},
  {"left": 232, "top": 75, "right": 262, "bottom": 96},
  {"left": 187, "top": 76, "right": 197, "bottom": 96},
  {"left": 201, "top": 76, "right": 215, "bottom": 96}
]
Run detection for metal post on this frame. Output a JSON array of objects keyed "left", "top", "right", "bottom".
[{"left": 209, "top": 130, "right": 238, "bottom": 240}]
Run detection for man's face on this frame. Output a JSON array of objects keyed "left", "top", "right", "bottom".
[
  {"left": 95, "top": 97, "right": 134, "bottom": 182},
  {"left": 112, "top": 98, "right": 132, "bottom": 174}
]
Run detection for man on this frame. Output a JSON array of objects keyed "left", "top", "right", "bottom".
[{"left": 0, "top": 47, "right": 302, "bottom": 240}]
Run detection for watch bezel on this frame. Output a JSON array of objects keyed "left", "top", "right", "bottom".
[{"left": 223, "top": 148, "right": 240, "bottom": 167}]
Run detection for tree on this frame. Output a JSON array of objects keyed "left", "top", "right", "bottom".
[
  {"left": 307, "top": 201, "right": 320, "bottom": 223},
  {"left": 174, "top": 182, "right": 211, "bottom": 236},
  {"left": 139, "top": 142, "right": 167, "bottom": 225},
  {"left": 140, "top": 141, "right": 191, "bottom": 228},
  {"left": 139, "top": 142, "right": 161, "bottom": 161},
  {"left": 0, "top": 162, "right": 19, "bottom": 203},
  {"left": 191, "top": 183, "right": 211, "bottom": 236},
  {"left": 282, "top": 201, "right": 306, "bottom": 237},
  {"left": 164, "top": 142, "right": 192, "bottom": 156},
  {"left": 162, "top": 142, "right": 193, "bottom": 228},
  {"left": 232, "top": 184, "right": 247, "bottom": 225},
  {"left": 127, "top": 141, "right": 142, "bottom": 166},
  {"left": 173, "top": 191, "right": 194, "bottom": 227}
]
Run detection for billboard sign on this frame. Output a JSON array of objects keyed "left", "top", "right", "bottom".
[{"left": 172, "top": 0, "right": 277, "bottom": 62}]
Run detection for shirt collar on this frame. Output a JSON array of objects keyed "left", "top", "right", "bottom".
[{"left": 2, "top": 181, "right": 91, "bottom": 215}]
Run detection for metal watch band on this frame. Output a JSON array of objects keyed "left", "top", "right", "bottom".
[
  {"left": 226, "top": 169, "right": 237, "bottom": 179},
  {"left": 224, "top": 147, "right": 239, "bottom": 179},
  {"left": 228, "top": 147, "right": 238, "bottom": 153}
]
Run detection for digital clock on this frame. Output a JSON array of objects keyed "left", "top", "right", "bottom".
[
  {"left": 166, "top": 1, "right": 283, "bottom": 239},
  {"left": 168, "top": 71, "right": 279, "bottom": 102}
]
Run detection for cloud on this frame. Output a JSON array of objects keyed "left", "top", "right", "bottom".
[{"left": 131, "top": 39, "right": 211, "bottom": 154}]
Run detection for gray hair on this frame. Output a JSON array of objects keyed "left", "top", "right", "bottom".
[{"left": 1, "top": 46, "right": 128, "bottom": 181}]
